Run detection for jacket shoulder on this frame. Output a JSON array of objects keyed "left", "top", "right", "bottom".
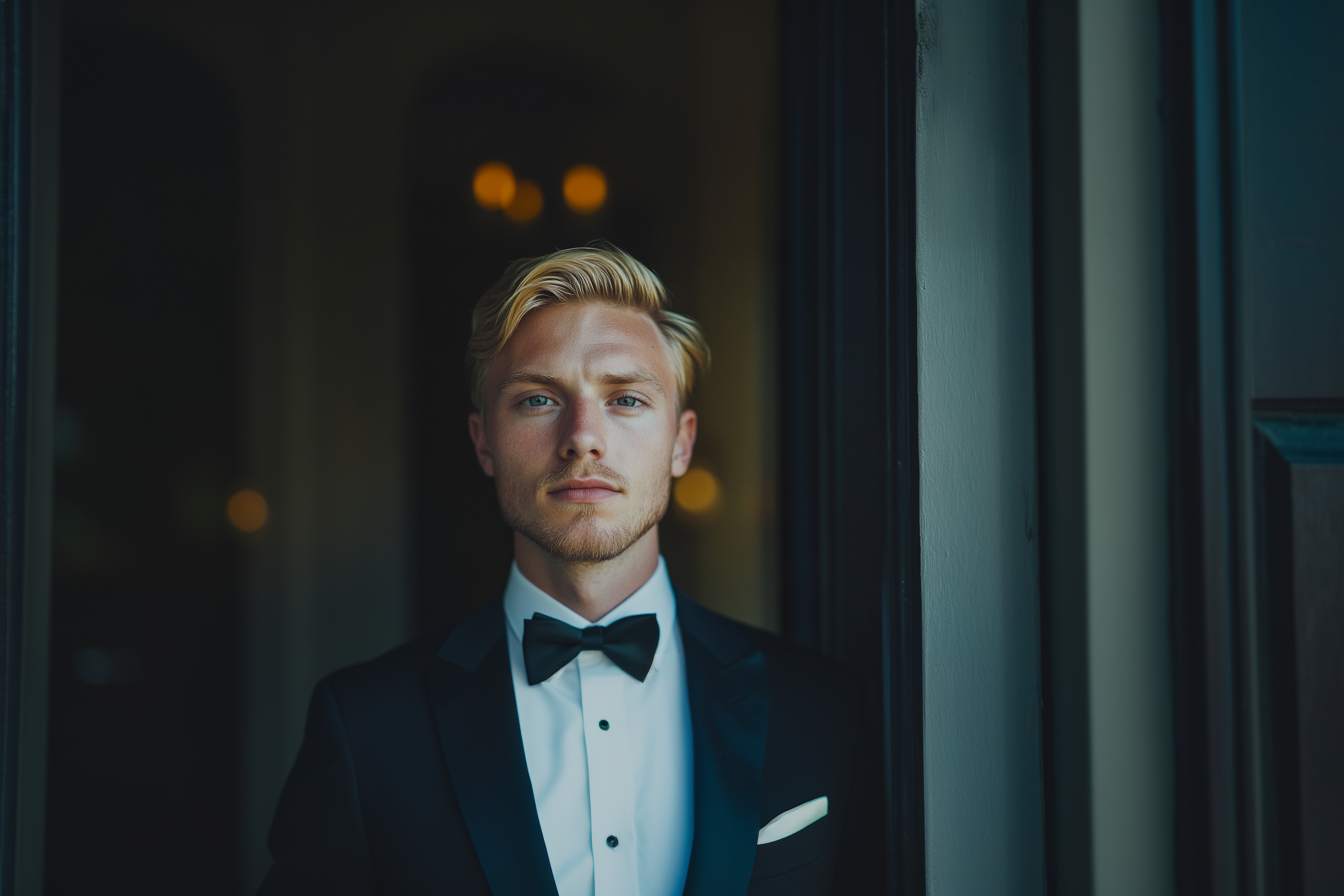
[
  {"left": 317, "top": 626, "right": 453, "bottom": 722},
  {"left": 675, "top": 592, "right": 863, "bottom": 697}
]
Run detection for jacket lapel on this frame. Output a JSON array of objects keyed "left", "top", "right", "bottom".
[
  {"left": 676, "top": 591, "right": 769, "bottom": 896},
  {"left": 423, "top": 598, "right": 560, "bottom": 896}
]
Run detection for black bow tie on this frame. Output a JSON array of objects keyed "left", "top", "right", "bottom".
[{"left": 522, "top": 613, "right": 660, "bottom": 685}]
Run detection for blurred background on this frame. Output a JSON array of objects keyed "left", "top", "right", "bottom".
[{"left": 47, "top": 2, "right": 777, "bottom": 892}]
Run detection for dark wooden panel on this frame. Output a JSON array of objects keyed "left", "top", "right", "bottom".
[
  {"left": 1291, "top": 465, "right": 1343, "bottom": 896},
  {"left": 1239, "top": 0, "right": 1344, "bottom": 400},
  {"left": 1253, "top": 408, "right": 1344, "bottom": 896}
]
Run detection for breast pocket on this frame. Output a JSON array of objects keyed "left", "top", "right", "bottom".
[{"left": 749, "top": 813, "right": 832, "bottom": 881}]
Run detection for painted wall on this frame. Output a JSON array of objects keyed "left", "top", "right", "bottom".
[
  {"left": 914, "top": 1, "right": 1046, "bottom": 892},
  {"left": 1078, "top": 1, "right": 1173, "bottom": 893}
]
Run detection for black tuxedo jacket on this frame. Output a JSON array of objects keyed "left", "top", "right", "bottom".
[{"left": 258, "top": 591, "right": 887, "bottom": 895}]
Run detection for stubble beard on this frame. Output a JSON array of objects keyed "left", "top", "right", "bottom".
[{"left": 498, "top": 461, "right": 669, "bottom": 564}]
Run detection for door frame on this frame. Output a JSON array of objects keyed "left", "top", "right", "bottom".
[{"left": 779, "top": 2, "right": 923, "bottom": 892}]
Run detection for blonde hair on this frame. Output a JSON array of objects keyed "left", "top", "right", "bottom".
[{"left": 467, "top": 244, "right": 709, "bottom": 411}]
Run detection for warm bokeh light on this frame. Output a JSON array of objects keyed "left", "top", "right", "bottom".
[
  {"left": 473, "top": 161, "right": 517, "bottom": 210},
  {"left": 227, "top": 488, "right": 269, "bottom": 533},
  {"left": 673, "top": 467, "right": 722, "bottom": 516},
  {"left": 563, "top": 164, "right": 607, "bottom": 214},
  {"left": 504, "top": 179, "right": 544, "bottom": 222}
]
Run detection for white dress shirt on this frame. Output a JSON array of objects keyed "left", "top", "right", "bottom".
[{"left": 503, "top": 557, "right": 694, "bottom": 896}]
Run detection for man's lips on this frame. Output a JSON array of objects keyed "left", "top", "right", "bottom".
[{"left": 547, "top": 479, "right": 621, "bottom": 503}]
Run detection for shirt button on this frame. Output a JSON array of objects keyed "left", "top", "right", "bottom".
[
  {"left": 606, "top": 835, "right": 619, "bottom": 849},
  {"left": 598, "top": 719, "right": 610, "bottom": 730}
]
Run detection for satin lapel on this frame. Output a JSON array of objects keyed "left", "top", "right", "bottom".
[
  {"left": 677, "top": 593, "right": 769, "bottom": 896},
  {"left": 423, "top": 598, "right": 559, "bottom": 896}
]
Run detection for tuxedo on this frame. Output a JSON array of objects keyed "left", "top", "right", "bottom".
[
  {"left": 501, "top": 559, "right": 693, "bottom": 896},
  {"left": 258, "top": 590, "right": 887, "bottom": 895}
]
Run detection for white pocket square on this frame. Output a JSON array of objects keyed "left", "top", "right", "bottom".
[{"left": 757, "top": 795, "right": 828, "bottom": 845}]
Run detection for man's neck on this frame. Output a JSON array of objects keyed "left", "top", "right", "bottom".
[{"left": 512, "top": 528, "right": 662, "bottom": 623}]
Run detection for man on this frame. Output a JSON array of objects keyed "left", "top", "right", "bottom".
[{"left": 259, "top": 245, "right": 886, "bottom": 895}]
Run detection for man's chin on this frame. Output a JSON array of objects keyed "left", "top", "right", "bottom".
[
  {"left": 514, "top": 514, "right": 647, "bottom": 564},
  {"left": 502, "top": 488, "right": 667, "bottom": 565},
  {"left": 522, "top": 530, "right": 638, "bottom": 564}
]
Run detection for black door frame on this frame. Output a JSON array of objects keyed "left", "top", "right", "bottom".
[
  {"left": 0, "top": 2, "right": 36, "bottom": 893},
  {"left": 779, "top": 2, "right": 923, "bottom": 893},
  {"left": 1, "top": 0, "right": 56, "bottom": 891},
  {"left": 1163, "top": 1, "right": 1259, "bottom": 894}
]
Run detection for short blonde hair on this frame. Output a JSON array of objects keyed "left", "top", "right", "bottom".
[{"left": 467, "top": 244, "right": 709, "bottom": 411}]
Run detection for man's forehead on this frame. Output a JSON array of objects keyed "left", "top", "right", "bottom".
[
  {"left": 490, "top": 304, "right": 676, "bottom": 386},
  {"left": 498, "top": 335, "right": 662, "bottom": 369},
  {"left": 515, "top": 301, "right": 660, "bottom": 342}
]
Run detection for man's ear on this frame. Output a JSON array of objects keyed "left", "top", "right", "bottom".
[
  {"left": 671, "top": 409, "right": 697, "bottom": 477},
  {"left": 468, "top": 411, "right": 495, "bottom": 477}
]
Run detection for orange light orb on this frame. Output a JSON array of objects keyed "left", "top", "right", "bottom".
[
  {"left": 504, "top": 179, "right": 544, "bottom": 222},
  {"left": 673, "top": 467, "right": 722, "bottom": 516},
  {"left": 473, "top": 161, "right": 517, "bottom": 210},
  {"left": 227, "top": 488, "right": 269, "bottom": 533},
  {"left": 563, "top": 164, "right": 607, "bottom": 214}
]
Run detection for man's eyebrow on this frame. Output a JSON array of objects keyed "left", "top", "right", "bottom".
[
  {"left": 599, "top": 370, "right": 666, "bottom": 393},
  {"left": 495, "top": 370, "right": 564, "bottom": 394},
  {"left": 493, "top": 369, "right": 667, "bottom": 396}
]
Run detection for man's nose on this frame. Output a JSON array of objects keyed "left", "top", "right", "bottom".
[{"left": 559, "top": 396, "right": 605, "bottom": 460}]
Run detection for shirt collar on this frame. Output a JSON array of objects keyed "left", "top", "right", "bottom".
[{"left": 502, "top": 555, "right": 677, "bottom": 672}]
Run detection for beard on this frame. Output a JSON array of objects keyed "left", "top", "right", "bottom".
[{"left": 497, "top": 460, "right": 669, "bottom": 563}]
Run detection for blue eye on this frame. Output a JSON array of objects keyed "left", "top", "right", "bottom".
[
  {"left": 614, "top": 396, "right": 639, "bottom": 408},
  {"left": 525, "top": 395, "right": 552, "bottom": 407}
]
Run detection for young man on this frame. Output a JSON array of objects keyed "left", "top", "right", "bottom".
[{"left": 258, "top": 246, "right": 885, "bottom": 895}]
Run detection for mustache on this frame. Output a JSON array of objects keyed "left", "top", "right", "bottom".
[{"left": 539, "top": 461, "right": 630, "bottom": 492}]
